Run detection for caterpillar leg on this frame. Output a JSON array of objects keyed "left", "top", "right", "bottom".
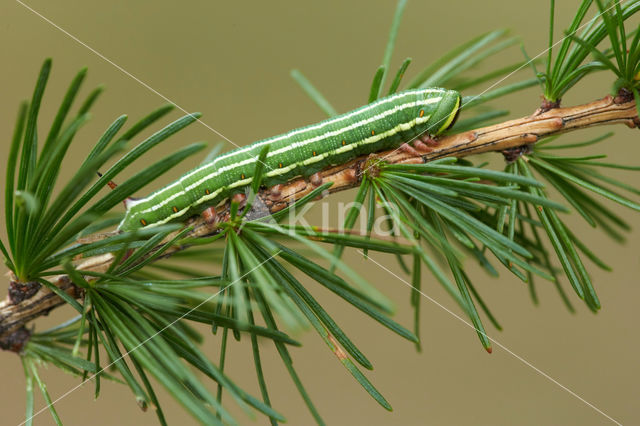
[
  {"left": 232, "top": 193, "right": 247, "bottom": 205},
  {"left": 400, "top": 134, "right": 439, "bottom": 156},
  {"left": 399, "top": 142, "right": 423, "bottom": 156},
  {"left": 269, "top": 184, "right": 284, "bottom": 200},
  {"left": 309, "top": 172, "right": 323, "bottom": 187},
  {"left": 201, "top": 206, "right": 218, "bottom": 225},
  {"left": 417, "top": 133, "right": 439, "bottom": 147},
  {"left": 309, "top": 172, "right": 328, "bottom": 201},
  {"left": 412, "top": 139, "right": 433, "bottom": 153},
  {"left": 414, "top": 134, "right": 439, "bottom": 152}
]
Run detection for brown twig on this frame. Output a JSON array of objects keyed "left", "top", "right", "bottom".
[{"left": 1, "top": 95, "right": 638, "bottom": 352}]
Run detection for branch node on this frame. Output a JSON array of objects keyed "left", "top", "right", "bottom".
[
  {"left": 501, "top": 144, "right": 533, "bottom": 163},
  {"left": 537, "top": 96, "right": 561, "bottom": 114},
  {"left": 0, "top": 326, "right": 31, "bottom": 353},
  {"left": 8, "top": 280, "right": 41, "bottom": 305},
  {"left": 364, "top": 154, "right": 383, "bottom": 178},
  {"left": 614, "top": 88, "right": 634, "bottom": 104}
]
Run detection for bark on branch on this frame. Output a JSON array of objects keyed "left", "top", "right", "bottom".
[{"left": 1, "top": 95, "right": 638, "bottom": 352}]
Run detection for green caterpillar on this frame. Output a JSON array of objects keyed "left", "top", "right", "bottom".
[{"left": 118, "top": 88, "right": 461, "bottom": 231}]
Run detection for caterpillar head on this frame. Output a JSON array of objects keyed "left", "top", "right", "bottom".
[{"left": 425, "top": 89, "right": 461, "bottom": 135}]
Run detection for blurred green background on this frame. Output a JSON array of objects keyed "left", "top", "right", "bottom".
[{"left": 1, "top": 1, "right": 639, "bottom": 424}]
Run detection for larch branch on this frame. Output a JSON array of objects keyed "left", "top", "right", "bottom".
[{"left": 1, "top": 95, "right": 638, "bottom": 352}]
